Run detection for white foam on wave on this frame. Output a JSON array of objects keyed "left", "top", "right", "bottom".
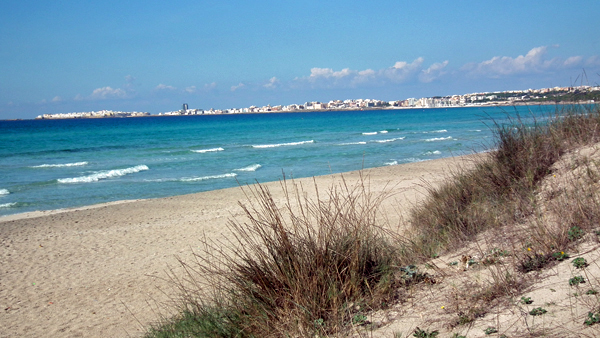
[
  {"left": 423, "top": 130, "right": 447, "bottom": 134},
  {"left": 0, "top": 202, "right": 16, "bottom": 208},
  {"left": 191, "top": 147, "right": 224, "bottom": 153},
  {"left": 424, "top": 150, "right": 442, "bottom": 155},
  {"left": 404, "top": 158, "right": 425, "bottom": 163},
  {"left": 362, "top": 132, "right": 378, "bottom": 136},
  {"left": 375, "top": 137, "right": 405, "bottom": 143},
  {"left": 180, "top": 173, "right": 237, "bottom": 182},
  {"left": 384, "top": 160, "right": 398, "bottom": 166},
  {"left": 380, "top": 130, "right": 388, "bottom": 134},
  {"left": 0, "top": 189, "right": 9, "bottom": 196},
  {"left": 252, "top": 140, "right": 314, "bottom": 148},
  {"left": 425, "top": 136, "right": 453, "bottom": 142},
  {"left": 31, "top": 162, "right": 88, "bottom": 168},
  {"left": 58, "top": 165, "right": 149, "bottom": 184},
  {"left": 235, "top": 164, "right": 262, "bottom": 172},
  {"left": 338, "top": 141, "right": 367, "bottom": 146}
]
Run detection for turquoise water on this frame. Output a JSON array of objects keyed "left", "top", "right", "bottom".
[{"left": 0, "top": 106, "right": 556, "bottom": 217}]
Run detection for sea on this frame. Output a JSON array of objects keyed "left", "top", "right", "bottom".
[{"left": 0, "top": 105, "right": 560, "bottom": 217}]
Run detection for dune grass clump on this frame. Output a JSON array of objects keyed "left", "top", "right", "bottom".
[
  {"left": 147, "top": 178, "right": 402, "bottom": 337},
  {"left": 409, "top": 104, "right": 600, "bottom": 258}
]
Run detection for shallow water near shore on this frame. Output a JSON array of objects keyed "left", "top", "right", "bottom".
[{"left": 0, "top": 105, "right": 556, "bottom": 217}]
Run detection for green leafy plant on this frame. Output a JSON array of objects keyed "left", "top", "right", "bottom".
[
  {"left": 568, "top": 226, "right": 585, "bottom": 241},
  {"left": 569, "top": 276, "right": 586, "bottom": 286},
  {"left": 450, "top": 334, "right": 466, "bottom": 338},
  {"left": 519, "top": 253, "right": 551, "bottom": 272},
  {"left": 572, "top": 257, "right": 588, "bottom": 269},
  {"left": 351, "top": 314, "right": 367, "bottom": 325},
  {"left": 449, "top": 261, "right": 458, "bottom": 266},
  {"left": 586, "top": 289, "right": 598, "bottom": 295},
  {"left": 520, "top": 296, "right": 533, "bottom": 304},
  {"left": 529, "top": 307, "right": 547, "bottom": 316},
  {"left": 584, "top": 312, "right": 600, "bottom": 326},
  {"left": 484, "top": 327, "right": 498, "bottom": 335},
  {"left": 553, "top": 251, "right": 570, "bottom": 261},
  {"left": 412, "top": 327, "right": 438, "bottom": 337}
]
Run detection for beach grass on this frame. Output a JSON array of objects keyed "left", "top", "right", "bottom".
[{"left": 146, "top": 103, "right": 600, "bottom": 337}]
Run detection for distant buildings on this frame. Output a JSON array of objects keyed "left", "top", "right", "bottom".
[{"left": 36, "top": 85, "right": 600, "bottom": 120}]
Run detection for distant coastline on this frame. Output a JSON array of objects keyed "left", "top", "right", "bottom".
[{"left": 24, "top": 84, "right": 600, "bottom": 121}]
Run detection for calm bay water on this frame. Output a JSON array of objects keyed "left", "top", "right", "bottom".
[{"left": 0, "top": 106, "right": 557, "bottom": 217}]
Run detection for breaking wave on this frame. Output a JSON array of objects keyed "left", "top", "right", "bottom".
[
  {"left": 0, "top": 189, "right": 9, "bottom": 196},
  {"left": 180, "top": 173, "right": 237, "bottom": 182},
  {"left": 252, "top": 140, "right": 314, "bottom": 148},
  {"left": 338, "top": 141, "right": 367, "bottom": 146},
  {"left": 58, "top": 165, "right": 149, "bottom": 184},
  {"left": 374, "top": 137, "right": 405, "bottom": 143},
  {"left": 31, "top": 162, "right": 88, "bottom": 168},
  {"left": 0, "top": 202, "right": 17, "bottom": 208},
  {"left": 425, "top": 136, "right": 454, "bottom": 142},
  {"left": 234, "top": 164, "right": 262, "bottom": 172},
  {"left": 191, "top": 148, "right": 224, "bottom": 153}
]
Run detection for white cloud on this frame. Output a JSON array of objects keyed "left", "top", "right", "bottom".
[
  {"left": 204, "top": 82, "right": 217, "bottom": 90},
  {"left": 155, "top": 84, "right": 177, "bottom": 91},
  {"left": 381, "top": 57, "right": 424, "bottom": 82},
  {"left": 461, "top": 46, "right": 592, "bottom": 78},
  {"left": 90, "top": 86, "right": 127, "bottom": 100},
  {"left": 263, "top": 77, "right": 280, "bottom": 89},
  {"left": 231, "top": 83, "right": 245, "bottom": 91},
  {"left": 51, "top": 96, "right": 62, "bottom": 102},
  {"left": 185, "top": 86, "right": 197, "bottom": 93},
  {"left": 294, "top": 57, "right": 428, "bottom": 89},
  {"left": 564, "top": 56, "right": 583, "bottom": 67},
  {"left": 419, "top": 61, "right": 449, "bottom": 83}
]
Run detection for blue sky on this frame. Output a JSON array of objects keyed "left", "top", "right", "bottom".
[{"left": 1, "top": 1, "right": 599, "bottom": 119}]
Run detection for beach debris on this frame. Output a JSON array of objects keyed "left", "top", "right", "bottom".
[{"left": 460, "top": 255, "right": 472, "bottom": 271}]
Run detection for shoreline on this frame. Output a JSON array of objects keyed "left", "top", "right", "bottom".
[{"left": 0, "top": 154, "right": 480, "bottom": 337}]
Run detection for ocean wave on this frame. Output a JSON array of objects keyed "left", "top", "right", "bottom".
[
  {"left": 423, "top": 130, "right": 448, "bottom": 134},
  {"left": 191, "top": 147, "right": 224, "bottom": 153},
  {"left": 404, "top": 158, "right": 425, "bottom": 163},
  {"left": 234, "top": 164, "right": 262, "bottom": 172},
  {"left": 374, "top": 137, "right": 405, "bottom": 143},
  {"left": 362, "top": 132, "right": 378, "bottom": 135},
  {"left": 337, "top": 141, "right": 367, "bottom": 146},
  {"left": 58, "top": 165, "right": 149, "bottom": 184},
  {"left": 252, "top": 140, "right": 314, "bottom": 148},
  {"left": 31, "top": 162, "right": 89, "bottom": 168},
  {"left": 384, "top": 160, "right": 398, "bottom": 166},
  {"left": 380, "top": 130, "right": 388, "bottom": 134},
  {"left": 180, "top": 173, "right": 237, "bottom": 182},
  {"left": 424, "top": 150, "right": 442, "bottom": 155},
  {"left": 0, "top": 202, "right": 17, "bottom": 208},
  {"left": 425, "top": 136, "right": 454, "bottom": 142},
  {"left": 0, "top": 189, "right": 9, "bottom": 196}
]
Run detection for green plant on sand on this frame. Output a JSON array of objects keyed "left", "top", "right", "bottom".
[{"left": 146, "top": 177, "right": 402, "bottom": 337}]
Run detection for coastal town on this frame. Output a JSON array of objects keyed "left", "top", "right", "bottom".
[{"left": 36, "top": 85, "right": 600, "bottom": 119}]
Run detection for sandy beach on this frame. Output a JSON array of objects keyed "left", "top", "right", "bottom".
[{"left": 0, "top": 155, "right": 475, "bottom": 338}]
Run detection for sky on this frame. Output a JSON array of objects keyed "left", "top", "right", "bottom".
[{"left": 1, "top": 1, "right": 599, "bottom": 119}]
